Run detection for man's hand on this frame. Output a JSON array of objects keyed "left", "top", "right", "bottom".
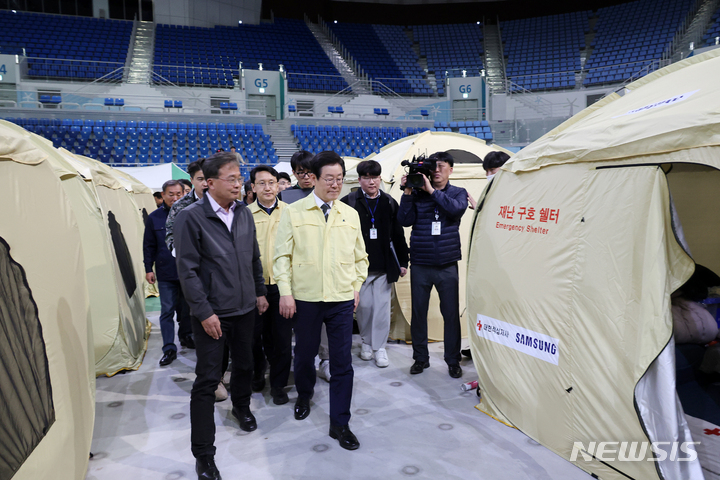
[
  {"left": 279, "top": 295, "right": 296, "bottom": 319},
  {"left": 202, "top": 314, "right": 222, "bottom": 340},
  {"left": 421, "top": 175, "right": 435, "bottom": 195},
  {"left": 400, "top": 267, "right": 408, "bottom": 277},
  {"left": 354, "top": 291, "right": 360, "bottom": 312},
  {"left": 467, "top": 192, "right": 477, "bottom": 210},
  {"left": 145, "top": 272, "right": 156, "bottom": 284},
  {"left": 401, "top": 175, "right": 412, "bottom": 195},
  {"left": 256, "top": 296, "right": 269, "bottom": 315}
]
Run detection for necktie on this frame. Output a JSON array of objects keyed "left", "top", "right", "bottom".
[{"left": 321, "top": 203, "right": 330, "bottom": 222}]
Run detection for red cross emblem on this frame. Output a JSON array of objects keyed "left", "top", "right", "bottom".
[
  {"left": 704, "top": 428, "right": 720, "bottom": 436},
  {"left": 476, "top": 319, "right": 483, "bottom": 331}
]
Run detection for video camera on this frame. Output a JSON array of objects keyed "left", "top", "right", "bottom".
[{"left": 401, "top": 154, "right": 436, "bottom": 189}]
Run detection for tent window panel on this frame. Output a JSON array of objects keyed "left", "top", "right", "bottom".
[
  {"left": 0, "top": 236, "right": 55, "bottom": 479},
  {"left": 107, "top": 211, "right": 137, "bottom": 298}
]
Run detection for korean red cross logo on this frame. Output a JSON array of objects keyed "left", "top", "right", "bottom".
[
  {"left": 476, "top": 319, "right": 483, "bottom": 331},
  {"left": 705, "top": 428, "right": 720, "bottom": 436}
]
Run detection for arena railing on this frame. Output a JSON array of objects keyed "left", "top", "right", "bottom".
[{"left": 5, "top": 88, "right": 267, "bottom": 118}]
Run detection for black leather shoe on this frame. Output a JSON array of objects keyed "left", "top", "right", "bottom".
[
  {"left": 196, "top": 455, "right": 221, "bottom": 480},
  {"left": 409, "top": 360, "right": 430, "bottom": 374},
  {"left": 180, "top": 336, "right": 195, "bottom": 349},
  {"left": 448, "top": 364, "right": 463, "bottom": 378},
  {"left": 294, "top": 397, "right": 310, "bottom": 420},
  {"left": 329, "top": 424, "right": 360, "bottom": 450},
  {"left": 232, "top": 407, "right": 257, "bottom": 432},
  {"left": 461, "top": 348, "right": 472, "bottom": 359},
  {"left": 159, "top": 350, "right": 177, "bottom": 366},
  {"left": 272, "top": 390, "right": 289, "bottom": 405}
]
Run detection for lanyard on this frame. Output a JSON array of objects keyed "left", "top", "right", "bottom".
[
  {"left": 364, "top": 195, "right": 380, "bottom": 226},
  {"left": 434, "top": 206, "right": 439, "bottom": 221}
]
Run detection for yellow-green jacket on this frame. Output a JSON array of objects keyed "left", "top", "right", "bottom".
[
  {"left": 249, "top": 199, "right": 286, "bottom": 286},
  {"left": 273, "top": 194, "right": 369, "bottom": 302}
]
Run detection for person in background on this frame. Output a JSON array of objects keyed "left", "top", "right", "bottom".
[
  {"left": 290, "top": 150, "right": 315, "bottom": 193},
  {"left": 143, "top": 180, "right": 189, "bottom": 366},
  {"left": 398, "top": 151, "right": 468, "bottom": 379},
  {"left": 243, "top": 180, "right": 255, "bottom": 205},
  {"left": 468, "top": 151, "right": 511, "bottom": 210},
  {"left": 289, "top": 150, "right": 331, "bottom": 381},
  {"left": 275, "top": 151, "right": 368, "bottom": 450},
  {"left": 277, "top": 172, "right": 292, "bottom": 191},
  {"left": 153, "top": 191, "right": 163, "bottom": 208},
  {"left": 340, "top": 160, "right": 408, "bottom": 368},
  {"left": 174, "top": 152, "right": 268, "bottom": 480},
  {"left": 180, "top": 178, "right": 192, "bottom": 196},
  {"left": 230, "top": 146, "right": 237, "bottom": 154},
  {"left": 249, "top": 165, "right": 292, "bottom": 405}
]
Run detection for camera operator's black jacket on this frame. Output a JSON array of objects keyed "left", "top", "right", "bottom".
[
  {"left": 341, "top": 189, "right": 409, "bottom": 283},
  {"left": 397, "top": 183, "right": 468, "bottom": 266}
]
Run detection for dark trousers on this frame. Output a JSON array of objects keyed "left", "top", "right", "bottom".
[
  {"left": 252, "top": 284, "right": 293, "bottom": 394},
  {"left": 294, "top": 300, "right": 354, "bottom": 426},
  {"left": 157, "top": 280, "right": 192, "bottom": 353},
  {"left": 190, "top": 311, "right": 254, "bottom": 458},
  {"left": 410, "top": 263, "right": 461, "bottom": 365}
]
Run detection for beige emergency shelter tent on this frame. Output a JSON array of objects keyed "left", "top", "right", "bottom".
[
  {"left": 0, "top": 122, "right": 136, "bottom": 378},
  {"left": 466, "top": 50, "right": 720, "bottom": 480},
  {"left": 343, "top": 131, "right": 511, "bottom": 341},
  {"left": 0, "top": 121, "right": 95, "bottom": 479},
  {"left": 65, "top": 154, "right": 150, "bottom": 376},
  {"left": 107, "top": 167, "right": 159, "bottom": 297}
]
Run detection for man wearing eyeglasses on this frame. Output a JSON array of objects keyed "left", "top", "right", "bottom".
[
  {"left": 274, "top": 151, "right": 369, "bottom": 451},
  {"left": 287, "top": 150, "right": 332, "bottom": 384},
  {"left": 290, "top": 150, "right": 315, "bottom": 192},
  {"left": 248, "top": 165, "right": 292, "bottom": 405},
  {"left": 174, "top": 152, "right": 269, "bottom": 480}
]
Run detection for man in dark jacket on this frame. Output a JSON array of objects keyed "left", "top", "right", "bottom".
[
  {"left": 143, "top": 179, "right": 189, "bottom": 366},
  {"left": 174, "top": 152, "right": 268, "bottom": 480},
  {"left": 398, "top": 151, "right": 468, "bottom": 378},
  {"left": 341, "top": 160, "right": 408, "bottom": 368}
]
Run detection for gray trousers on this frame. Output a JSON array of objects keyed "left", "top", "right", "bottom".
[{"left": 356, "top": 273, "right": 391, "bottom": 350}]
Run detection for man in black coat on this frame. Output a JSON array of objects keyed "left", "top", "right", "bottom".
[
  {"left": 174, "top": 152, "right": 268, "bottom": 480},
  {"left": 341, "top": 160, "right": 409, "bottom": 368},
  {"left": 398, "top": 151, "right": 468, "bottom": 379},
  {"left": 142, "top": 179, "right": 188, "bottom": 366}
]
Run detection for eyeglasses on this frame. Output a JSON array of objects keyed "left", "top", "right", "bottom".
[
  {"left": 360, "top": 175, "right": 381, "bottom": 182},
  {"left": 254, "top": 181, "right": 277, "bottom": 188},
  {"left": 214, "top": 176, "right": 241, "bottom": 185},
  {"left": 321, "top": 177, "right": 344, "bottom": 186},
  {"left": 294, "top": 171, "right": 313, "bottom": 178}
]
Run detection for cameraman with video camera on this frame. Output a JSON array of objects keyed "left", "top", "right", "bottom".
[{"left": 398, "top": 151, "right": 468, "bottom": 378}]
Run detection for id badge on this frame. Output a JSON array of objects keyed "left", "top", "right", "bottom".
[
  {"left": 369, "top": 227, "right": 378, "bottom": 239},
  {"left": 432, "top": 221, "right": 441, "bottom": 236}
]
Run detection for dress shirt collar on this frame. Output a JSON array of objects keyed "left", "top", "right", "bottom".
[
  {"left": 207, "top": 192, "right": 237, "bottom": 214},
  {"left": 313, "top": 192, "right": 333, "bottom": 210}
]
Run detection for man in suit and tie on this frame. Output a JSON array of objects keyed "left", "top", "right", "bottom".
[{"left": 274, "top": 151, "right": 369, "bottom": 450}]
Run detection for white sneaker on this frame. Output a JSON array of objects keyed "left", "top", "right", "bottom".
[
  {"left": 374, "top": 348, "right": 389, "bottom": 368},
  {"left": 214, "top": 382, "right": 228, "bottom": 402},
  {"left": 360, "top": 343, "right": 373, "bottom": 361},
  {"left": 318, "top": 359, "right": 331, "bottom": 382}
]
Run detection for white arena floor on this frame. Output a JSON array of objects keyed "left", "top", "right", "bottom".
[{"left": 87, "top": 303, "right": 589, "bottom": 480}]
